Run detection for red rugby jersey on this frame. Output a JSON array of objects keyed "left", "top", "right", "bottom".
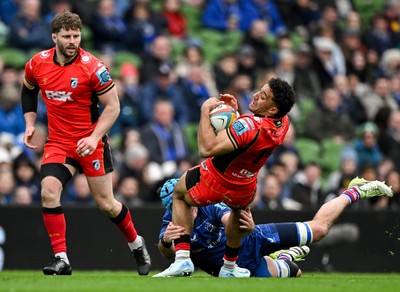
[
  {"left": 204, "top": 114, "right": 290, "bottom": 189},
  {"left": 24, "top": 47, "right": 114, "bottom": 145}
]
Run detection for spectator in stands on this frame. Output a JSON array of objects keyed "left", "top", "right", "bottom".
[
  {"left": 304, "top": 88, "right": 355, "bottom": 143},
  {"left": 140, "top": 99, "right": 189, "bottom": 166},
  {"left": 333, "top": 74, "right": 368, "bottom": 126},
  {"left": 339, "top": 28, "right": 367, "bottom": 66},
  {"left": 0, "top": 0, "right": 21, "bottom": 26},
  {"left": 224, "top": 73, "right": 253, "bottom": 115},
  {"left": 241, "top": 20, "right": 273, "bottom": 71},
  {"left": 108, "top": 77, "right": 140, "bottom": 139},
  {"left": 283, "top": 0, "right": 321, "bottom": 38},
  {"left": 236, "top": 44, "right": 259, "bottom": 88},
  {"left": 115, "top": 175, "right": 144, "bottom": 207},
  {"left": 360, "top": 77, "right": 399, "bottom": 121},
  {"left": 311, "top": 36, "right": 340, "bottom": 88},
  {"left": 379, "top": 48, "right": 400, "bottom": 78},
  {"left": 362, "top": 12, "right": 398, "bottom": 58},
  {"left": 139, "top": 35, "right": 174, "bottom": 84},
  {"left": 175, "top": 40, "right": 218, "bottom": 96},
  {"left": 139, "top": 62, "right": 189, "bottom": 125},
  {"left": 43, "top": 0, "right": 73, "bottom": 26},
  {"left": 346, "top": 50, "right": 371, "bottom": 84},
  {"left": 0, "top": 168, "right": 14, "bottom": 205},
  {"left": 12, "top": 152, "right": 41, "bottom": 203},
  {"left": 12, "top": 185, "right": 33, "bottom": 205},
  {"left": 353, "top": 122, "right": 383, "bottom": 173},
  {"left": 212, "top": 52, "right": 238, "bottom": 92},
  {"left": 0, "top": 84, "right": 25, "bottom": 141},
  {"left": 201, "top": 0, "right": 241, "bottom": 32},
  {"left": 162, "top": 0, "right": 188, "bottom": 39},
  {"left": 385, "top": 168, "right": 400, "bottom": 209},
  {"left": 89, "top": 0, "right": 128, "bottom": 53},
  {"left": 7, "top": 0, "right": 53, "bottom": 51},
  {"left": 377, "top": 110, "right": 400, "bottom": 173},
  {"left": 240, "top": 0, "right": 286, "bottom": 36},
  {"left": 63, "top": 174, "right": 94, "bottom": 205},
  {"left": 324, "top": 146, "right": 358, "bottom": 202},
  {"left": 179, "top": 65, "right": 211, "bottom": 123},
  {"left": 290, "top": 161, "right": 325, "bottom": 209},
  {"left": 292, "top": 43, "right": 322, "bottom": 101},
  {"left": 252, "top": 173, "right": 285, "bottom": 210},
  {"left": 389, "top": 75, "right": 400, "bottom": 106},
  {"left": 124, "top": 2, "right": 167, "bottom": 55}
]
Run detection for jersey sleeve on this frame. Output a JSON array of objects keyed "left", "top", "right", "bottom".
[
  {"left": 202, "top": 203, "right": 231, "bottom": 225},
  {"left": 24, "top": 58, "right": 38, "bottom": 88},
  {"left": 90, "top": 61, "right": 115, "bottom": 95},
  {"left": 228, "top": 116, "right": 259, "bottom": 149}
]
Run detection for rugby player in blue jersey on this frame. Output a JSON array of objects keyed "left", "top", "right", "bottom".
[{"left": 155, "top": 177, "right": 392, "bottom": 277}]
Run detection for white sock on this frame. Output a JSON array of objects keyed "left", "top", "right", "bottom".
[
  {"left": 223, "top": 259, "right": 236, "bottom": 270},
  {"left": 175, "top": 250, "right": 190, "bottom": 259},
  {"left": 128, "top": 235, "right": 143, "bottom": 251},
  {"left": 55, "top": 252, "right": 69, "bottom": 265}
]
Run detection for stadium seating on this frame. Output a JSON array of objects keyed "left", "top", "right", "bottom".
[
  {"left": 319, "top": 139, "right": 344, "bottom": 176},
  {"left": 0, "top": 48, "right": 28, "bottom": 69},
  {"left": 294, "top": 137, "right": 321, "bottom": 165}
]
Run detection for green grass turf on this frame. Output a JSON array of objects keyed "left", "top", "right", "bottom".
[{"left": 1, "top": 271, "right": 400, "bottom": 292}]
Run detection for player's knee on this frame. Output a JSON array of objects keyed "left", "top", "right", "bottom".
[
  {"left": 310, "top": 223, "right": 329, "bottom": 242},
  {"left": 41, "top": 177, "right": 63, "bottom": 204}
]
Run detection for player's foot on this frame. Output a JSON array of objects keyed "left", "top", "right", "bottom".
[
  {"left": 132, "top": 236, "right": 152, "bottom": 275},
  {"left": 348, "top": 177, "right": 393, "bottom": 199},
  {"left": 270, "top": 246, "right": 310, "bottom": 262},
  {"left": 218, "top": 265, "right": 251, "bottom": 278},
  {"left": 152, "top": 258, "right": 194, "bottom": 277},
  {"left": 42, "top": 256, "right": 72, "bottom": 275}
]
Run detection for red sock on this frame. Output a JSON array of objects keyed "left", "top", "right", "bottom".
[
  {"left": 42, "top": 207, "right": 67, "bottom": 254},
  {"left": 110, "top": 204, "right": 137, "bottom": 243}
]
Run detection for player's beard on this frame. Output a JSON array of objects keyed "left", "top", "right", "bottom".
[{"left": 58, "top": 44, "right": 79, "bottom": 60}]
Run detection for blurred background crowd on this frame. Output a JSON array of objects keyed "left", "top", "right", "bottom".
[{"left": 1, "top": 0, "right": 400, "bottom": 211}]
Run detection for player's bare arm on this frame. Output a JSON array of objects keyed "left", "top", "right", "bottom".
[
  {"left": 76, "top": 86, "right": 120, "bottom": 156},
  {"left": 198, "top": 97, "right": 235, "bottom": 157},
  {"left": 158, "top": 222, "right": 185, "bottom": 259}
]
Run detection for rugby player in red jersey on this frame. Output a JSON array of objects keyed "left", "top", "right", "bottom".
[
  {"left": 20, "top": 11, "right": 151, "bottom": 276},
  {"left": 153, "top": 77, "right": 297, "bottom": 277}
]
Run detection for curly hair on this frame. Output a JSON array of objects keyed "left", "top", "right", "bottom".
[
  {"left": 268, "top": 77, "right": 296, "bottom": 118},
  {"left": 51, "top": 11, "right": 82, "bottom": 34}
]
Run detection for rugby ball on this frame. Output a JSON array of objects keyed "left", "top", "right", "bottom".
[{"left": 209, "top": 104, "right": 237, "bottom": 132}]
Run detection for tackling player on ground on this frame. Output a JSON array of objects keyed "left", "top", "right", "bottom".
[
  {"left": 155, "top": 177, "right": 392, "bottom": 277},
  {"left": 20, "top": 11, "right": 151, "bottom": 276}
]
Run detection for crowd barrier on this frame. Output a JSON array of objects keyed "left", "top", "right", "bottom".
[{"left": 0, "top": 206, "right": 399, "bottom": 273}]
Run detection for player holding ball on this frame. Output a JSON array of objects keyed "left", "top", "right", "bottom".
[
  {"left": 154, "top": 78, "right": 296, "bottom": 277},
  {"left": 20, "top": 11, "right": 151, "bottom": 276}
]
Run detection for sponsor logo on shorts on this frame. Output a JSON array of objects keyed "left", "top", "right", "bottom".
[
  {"left": 95, "top": 66, "right": 111, "bottom": 85},
  {"left": 92, "top": 159, "right": 100, "bottom": 171}
]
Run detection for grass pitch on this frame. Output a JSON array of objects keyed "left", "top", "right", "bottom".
[{"left": 1, "top": 270, "right": 400, "bottom": 292}]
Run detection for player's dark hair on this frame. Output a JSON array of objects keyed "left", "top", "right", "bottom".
[
  {"left": 268, "top": 78, "right": 296, "bottom": 118},
  {"left": 51, "top": 11, "right": 82, "bottom": 33}
]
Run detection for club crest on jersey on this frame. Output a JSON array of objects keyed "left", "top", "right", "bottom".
[
  {"left": 92, "top": 159, "right": 100, "bottom": 171},
  {"left": 273, "top": 119, "right": 282, "bottom": 128},
  {"left": 96, "top": 66, "right": 111, "bottom": 85},
  {"left": 70, "top": 78, "right": 78, "bottom": 88}
]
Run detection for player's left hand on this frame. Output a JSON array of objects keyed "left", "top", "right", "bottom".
[
  {"left": 220, "top": 93, "right": 239, "bottom": 111},
  {"left": 76, "top": 136, "right": 98, "bottom": 157},
  {"left": 238, "top": 207, "right": 255, "bottom": 236}
]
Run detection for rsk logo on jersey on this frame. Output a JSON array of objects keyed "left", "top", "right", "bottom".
[{"left": 44, "top": 90, "right": 74, "bottom": 102}]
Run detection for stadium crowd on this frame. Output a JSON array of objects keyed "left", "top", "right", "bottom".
[{"left": 0, "top": 0, "right": 400, "bottom": 210}]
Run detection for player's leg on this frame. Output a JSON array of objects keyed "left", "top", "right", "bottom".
[
  {"left": 87, "top": 173, "right": 151, "bottom": 275},
  {"left": 307, "top": 177, "right": 393, "bottom": 242},
  {"left": 263, "top": 256, "right": 302, "bottom": 278},
  {"left": 153, "top": 171, "right": 196, "bottom": 277},
  {"left": 41, "top": 163, "right": 74, "bottom": 276},
  {"left": 219, "top": 209, "right": 251, "bottom": 278}
]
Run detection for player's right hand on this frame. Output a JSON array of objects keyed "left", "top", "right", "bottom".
[
  {"left": 164, "top": 222, "right": 186, "bottom": 243},
  {"left": 24, "top": 126, "right": 37, "bottom": 149}
]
